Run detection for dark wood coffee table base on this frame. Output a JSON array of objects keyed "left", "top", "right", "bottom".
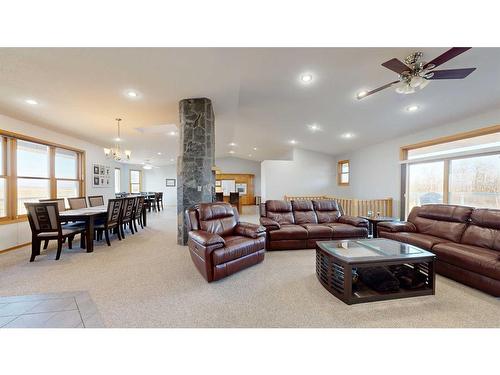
[{"left": 316, "top": 247, "right": 435, "bottom": 305}]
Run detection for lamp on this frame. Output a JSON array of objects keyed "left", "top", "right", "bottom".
[{"left": 104, "top": 118, "right": 131, "bottom": 161}]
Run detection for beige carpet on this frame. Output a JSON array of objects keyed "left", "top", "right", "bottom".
[{"left": 0, "top": 206, "right": 498, "bottom": 328}]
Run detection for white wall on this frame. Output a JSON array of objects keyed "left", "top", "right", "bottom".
[
  {"left": 215, "top": 156, "right": 262, "bottom": 196},
  {"left": 0, "top": 113, "right": 123, "bottom": 250},
  {"left": 142, "top": 164, "right": 177, "bottom": 206},
  {"left": 261, "top": 148, "right": 336, "bottom": 200},
  {"left": 333, "top": 108, "right": 500, "bottom": 217}
]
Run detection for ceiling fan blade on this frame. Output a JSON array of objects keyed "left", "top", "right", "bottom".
[
  {"left": 427, "top": 68, "right": 476, "bottom": 80},
  {"left": 381, "top": 58, "right": 411, "bottom": 74},
  {"left": 358, "top": 80, "right": 400, "bottom": 99},
  {"left": 425, "top": 47, "right": 472, "bottom": 69}
]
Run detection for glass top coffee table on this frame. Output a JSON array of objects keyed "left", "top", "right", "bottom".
[{"left": 316, "top": 238, "right": 436, "bottom": 305}]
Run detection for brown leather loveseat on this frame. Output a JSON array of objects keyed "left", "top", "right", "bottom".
[
  {"left": 260, "top": 199, "right": 369, "bottom": 250},
  {"left": 186, "top": 202, "right": 266, "bottom": 282},
  {"left": 378, "top": 204, "right": 500, "bottom": 296}
]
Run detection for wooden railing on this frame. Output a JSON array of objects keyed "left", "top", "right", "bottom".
[{"left": 284, "top": 195, "right": 393, "bottom": 217}]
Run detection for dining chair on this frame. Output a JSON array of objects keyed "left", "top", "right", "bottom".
[
  {"left": 25, "top": 202, "right": 86, "bottom": 261},
  {"left": 215, "top": 192, "right": 224, "bottom": 202},
  {"left": 120, "top": 197, "right": 136, "bottom": 237},
  {"left": 88, "top": 195, "right": 105, "bottom": 207},
  {"left": 94, "top": 199, "right": 123, "bottom": 246},
  {"left": 68, "top": 197, "right": 88, "bottom": 210},
  {"left": 132, "top": 196, "right": 145, "bottom": 231},
  {"left": 39, "top": 198, "right": 67, "bottom": 250},
  {"left": 157, "top": 192, "right": 164, "bottom": 211}
]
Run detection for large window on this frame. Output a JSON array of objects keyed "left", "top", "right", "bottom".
[
  {"left": 115, "top": 168, "right": 121, "bottom": 193},
  {"left": 0, "top": 130, "right": 85, "bottom": 221},
  {"left": 130, "top": 170, "right": 141, "bottom": 193},
  {"left": 402, "top": 127, "right": 500, "bottom": 215}
]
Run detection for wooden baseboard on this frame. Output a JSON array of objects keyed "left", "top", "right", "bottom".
[{"left": 0, "top": 242, "right": 31, "bottom": 254}]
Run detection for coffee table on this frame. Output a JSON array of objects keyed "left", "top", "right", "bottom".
[{"left": 316, "top": 238, "right": 436, "bottom": 305}]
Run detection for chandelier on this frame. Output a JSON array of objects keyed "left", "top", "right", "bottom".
[{"left": 104, "top": 118, "right": 131, "bottom": 161}]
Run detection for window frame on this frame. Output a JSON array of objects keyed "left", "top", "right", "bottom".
[
  {"left": 0, "top": 129, "right": 86, "bottom": 223},
  {"left": 337, "top": 160, "right": 350, "bottom": 186},
  {"left": 400, "top": 125, "right": 500, "bottom": 218},
  {"left": 129, "top": 169, "right": 141, "bottom": 194},
  {"left": 0, "top": 136, "right": 7, "bottom": 219},
  {"left": 114, "top": 167, "right": 121, "bottom": 194}
]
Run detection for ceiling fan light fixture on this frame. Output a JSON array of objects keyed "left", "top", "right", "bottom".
[{"left": 409, "top": 76, "right": 425, "bottom": 88}]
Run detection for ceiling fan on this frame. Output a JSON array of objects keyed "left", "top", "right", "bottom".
[{"left": 357, "top": 47, "right": 476, "bottom": 99}]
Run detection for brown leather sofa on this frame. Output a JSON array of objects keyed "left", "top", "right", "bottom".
[
  {"left": 186, "top": 202, "right": 266, "bottom": 282},
  {"left": 260, "top": 199, "right": 369, "bottom": 250},
  {"left": 378, "top": 204, "right": 500, "bottom": 296}
]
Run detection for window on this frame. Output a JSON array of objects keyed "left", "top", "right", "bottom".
[
  {"left": 337, "top": 160, "right": 349, "bottom": 186},
  {"left": 130, "top": 170, "right": 141, "bottom": 193},
  {"left": 401, "top": 126, "right": 500, "bottom": 216},
  {"left": 115, "top": 168, "right": 121, "bottom": 193},
  {"left": 0, "top": 130, "right": 85, "bottom": 221}
]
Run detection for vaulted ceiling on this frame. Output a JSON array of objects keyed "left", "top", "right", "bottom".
[{"left": 1, "top": 48, "right": 499, "bottom": 165}]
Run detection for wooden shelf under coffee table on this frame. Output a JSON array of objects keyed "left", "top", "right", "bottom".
[{"left": 316, "top": 238, "right": 436, "bottom": 305}]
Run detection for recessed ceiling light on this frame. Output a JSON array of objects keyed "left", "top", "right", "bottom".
[
  {"left": 300, "top": 74, "right": 313, "bottom": 83},
  {"left": 289, "top": 139, "right": 298, "bottom": 145},
  {"left": 341, "top": 133, "right": 355, "bottom": 139},
  {"left": 168, "top": 131, "right": 178, "bottom": 136},
  {"left": 114, "top": 137, "right": 121, "bottom": 142},
  {"left": 307, "top": 124, "right": 321, "bottom": 132},
  {"left": 127, "top": 91, "right": 138, "bottom": 98},
  {"left": 356, "top": 90, "right": 368, "bottom": 99},
  {"left": 406, "top": 105, "right": 419, "bottom": 112},
  {"left": 170, "top": 158, "right": 174, "bottom": 162},
  {"left": 25, "top": 99, "right": 38, "bottom": 105},
  {"left": 157, "top": 152, "right": 162, "bottom": 155},
  {"left": 248, "top": 154, "right": 253, "bottom": 157},
  {"left": 253, "top": 147, "right": 258, "bottom": 151},
  {"left": 229, "top": 150, "right": 235, "bottom": 154},
  {"left": 229, "top": 142, "right": 237, "bottom": 147}
]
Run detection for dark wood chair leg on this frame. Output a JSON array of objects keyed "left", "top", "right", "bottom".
[
  {"left": 130, "top": 221, "right": 135, "bottom": 234},
  {"left": 55, "top": 240, "right": 63, "bottom": 260},
  {"left": 30, "top": 238, "right": 41, "bottom": 262},
  {"left": 68, "top": 236, "right": 73, "bottom": 249},
  {"left": 117, "top": 226, "right": 122, "bottom": 240},
  {"left": 43, "top": 239, "right": 49, "bottom": 249},
  {"left": 133, "top": 219, "right": 138, "bottom": 232},
  {"left": 104, "top": 229, "right": 111, "bottom": 246},
  {"left": 80, "top": 233, "right": 86, "bottom": 249},
  {"left": 121, "top": 224, "right": 126, "bottom": 239}
]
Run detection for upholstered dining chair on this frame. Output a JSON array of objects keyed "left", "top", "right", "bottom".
[
  {"left": 25, "top": 202, "right": 86, "bottom": 261},
  {"left": 120, "top": 197, "right": 136, "bottom": 237},
  {"left": 88, "top": 195, "right": 105, "bottom": 207},
  {"left": 39, "top": 198, "right": 67, "bottom": 250},
  {"left": 68, "top": 197, "right": 87, "bottom": 210},
  {"left": 94, "top": 199, "right": 124, "bottom": 245}
]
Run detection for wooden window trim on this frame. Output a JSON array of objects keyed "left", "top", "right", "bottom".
[
  {"left": 337, "top": 160, "right": 350, "bottom": 186},
  {"left": 400, "top": 124, "right": 500, "bottom": 161},
  {"left": 129, "top": 169, "right": 142, "bottom": 193},
  {"left": 0, "top": 129, "right": 86, "bottom": 224}
]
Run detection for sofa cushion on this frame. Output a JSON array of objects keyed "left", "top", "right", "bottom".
[
  {"left": 461, "top": 209, "right": 500, "bottom": 251},
  {"left": 198, "top": 202, "right": 238, "bottom": 237},
  {"left": 212, "top": 235, "right": 265, "bottom": 265},
  {"left": 268, "top": 224, "right": 308, "bottom": 241},
  {"left": 312, "top": 200, "right": 341, "bottom": 223},
  {"left": 265, "top": 200, "right": 295, "bottom": 225},
  {"left": 300, "top": 224, "right": 333, "bottom": 238},
  {"left": 379, "top": 231, "right": 447, "bottom": 250},
  {"left": 292, "top": 200, "right": 318, "bottom": 224},
  {"left": 408, "top": 204, "right": 473, "bottom": 243},
  {"left": 432, "top": 242, "right": 500, "bottom": 281},
  {"left": 327, "top": 223, "right": 368, "bottom": 239}
]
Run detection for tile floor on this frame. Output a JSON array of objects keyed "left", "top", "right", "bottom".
[{"left": 0, "top": 291, "right": 104, "bottom": 328}]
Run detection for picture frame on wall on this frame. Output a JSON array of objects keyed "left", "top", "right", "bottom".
[
  {"left": 93, "top": 163, "right": 111, "bottom": 188},
  {"left": 166, "top": 178, "right": 176, "bottom": 187},
  {"left": 235, "top": 183, "right": 247, "bottom": 195},
  {"left": 93, "top": 165, "right": 100, "bottom": 175}
]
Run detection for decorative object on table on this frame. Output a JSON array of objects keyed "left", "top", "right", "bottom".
[
  {"left": 356, "top": 48, "right": 476, "bottom": 99},
  {"left": 92, "top": 163, "right": 112, "bottom": 188},
  {"left": 103, "top": 118, "right": 131, "bottom": 161},
  {"left": 235, "top": 182, "right": 247, "bottom": 195},
  {"left": 166, "top": 178, "right": 176, "bottom": 187}
]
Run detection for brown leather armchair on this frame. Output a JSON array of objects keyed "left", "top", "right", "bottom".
[{"left": 186, "top": 202, "right": 266, "bottom": 282}]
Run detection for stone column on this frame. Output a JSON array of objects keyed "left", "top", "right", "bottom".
[{"left": 177, "top": 97, "right": 215, "bottom": 245}]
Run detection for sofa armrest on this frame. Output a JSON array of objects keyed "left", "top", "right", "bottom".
[
  {"left": 188, "top": 230, "right": 225, "bottom": 247},
  {"left": 234, "top": 222, "right": 266, "bottom": 238},
  {"left": 377, "top": 221, "right": 416, "bottom": 233},
  {"left": 338, "top": 215, "right": 369, "bottom": 228},
  {"left": 260, "top": 217, "right": 280, "bottom": 231}
]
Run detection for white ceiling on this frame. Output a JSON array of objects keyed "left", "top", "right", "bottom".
[{"left": 0, "top": 48, "right": 499, "bottom": 165}]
